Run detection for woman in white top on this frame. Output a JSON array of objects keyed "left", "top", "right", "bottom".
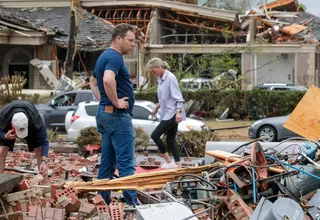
[{"left": 146, "top": 57, "right": 186, "bottom": 169}]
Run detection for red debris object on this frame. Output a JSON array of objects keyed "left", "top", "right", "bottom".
[
  {"left": 251, "top": 142, "right": 269, "bottom": 191},
  {"left": 134, "top": 166, "right": 164, "bottom": 174},
  {"left": 86, "top": 145, "right": 101, "bottom": 155}
]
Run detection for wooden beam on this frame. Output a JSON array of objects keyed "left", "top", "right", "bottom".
[
  {"left": 180, "top": 14, "right": 196, "bottom": 25},
  {"left": 174, "top": 10, "right": 234, "bottom": 24},
  {"left": 145, "top": 21, "right": 151, "bottom": 43},
  {"left": 107, "top": 20, "right": 150, "bottom": 23},
  {"left": 163, "top": 10, "right": 177, "bottom": 21},
  {"left": 65, "top": 164, "right": 220, "bottom": 191},
  {"left": 98, "top": 10, "right": 102, "bottom": 17},
  {"left": 0, "top": 20, "right": 33, "bottom": 31},
  {"left": 89, "top": 8, "right": 153, "bottom": 11},
  {"left": 120, "top": 10, "right": 125, "bottom": 18},
  {"left": 263, "top": 4, "right": 270, "bottom": 19},
  {"left": 112, "top": 9, "right": 118, "bottom": 19},
  {"left": 105, "top": 10, "right": 110, "bottom": 19},
  {"left": 137, "top": 9, "right": 141, "bottom": 19},
  {"left": 159, "top": 17, "right": 235, "bottom": 35}
]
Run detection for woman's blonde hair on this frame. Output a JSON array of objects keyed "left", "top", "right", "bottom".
[{"left": 146, "top": 57, "right": 170, "bottom": 70}]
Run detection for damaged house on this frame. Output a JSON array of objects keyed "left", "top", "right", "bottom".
[
  {"left": 241, "top": 0, "right": 320, "bottom": 87},
  {"left": 83, "top": 0, "right": 320, "bottom": 88},
  {"left": 0, "top": 6, "right": 113, "bottom": 90},
  {"left": 0, "top": 0, "right": 319, "bottom": 90}
]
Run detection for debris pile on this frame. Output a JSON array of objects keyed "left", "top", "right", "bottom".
[
  {"left": 4, "top": 67, "right": 320, "bottom": 219},
  {"left": 3, "top": 137, "right": 320, "bottom": 219},
  {"left": 242, "top": 0, "right": 320, "bottom": 44}
]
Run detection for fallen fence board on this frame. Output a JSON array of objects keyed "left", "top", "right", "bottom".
[{"left": 283, "top": 86, "right": 320, "bottom": 141}]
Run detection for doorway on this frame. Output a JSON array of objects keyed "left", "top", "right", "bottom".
[{"left": 9, "top": 64, "right": 29, "bottom": 89}]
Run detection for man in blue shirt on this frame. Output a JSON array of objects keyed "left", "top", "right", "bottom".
[
  {"left": 0, "top": 100, "right": 49, "bottom": 178},
  {"left": 90, "top": 23, "right": 138, "bottom": 205}
]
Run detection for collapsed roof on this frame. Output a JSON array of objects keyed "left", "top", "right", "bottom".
[
  {"left": 0, "top": 7, "right": 113, "bottom": 51},
  {"left": 242, "top": 0, "right": 320, "bottom": 44}
]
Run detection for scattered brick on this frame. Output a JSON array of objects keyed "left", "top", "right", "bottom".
[
  {"left": 57, "top": 193, "right": 81, "bottom": 213},
  {"left": 91, "top": 194, "right": 106, "bottom": 206},
  {"left": 28, "top": 206, "right": 65, "bottom": 220},
  {"left": 55, "top": 187, "right": 78, "bottom": 201},
  {"left": 109, "top": 202, "right": 124, "bottom": 220},
  {"left": 18, "top": 179, "right": 30, "bottom": 191},
  {"left": 79, "top": 201, "right": 97, "bottom": 217},
  {"left": 97, "top": 205, "right": 109, "bottom": 214}
]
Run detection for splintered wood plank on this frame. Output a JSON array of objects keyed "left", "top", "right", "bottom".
[
  {"left": 283, "top": 86, "right": 320, "bottom": 141},
  {"left": 206, "top": 149, "right": 285, "bottom": 173},
  {"left": 65, "top": 164, "right": 220, "bottom": 191},
  {"left": 281, "top": 23, "right": 307, "bottom": 35},
  {"left": 206, "top": 150, "right": 242, "bottom": 162}
]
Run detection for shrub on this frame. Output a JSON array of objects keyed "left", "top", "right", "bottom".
[
  {"left": 176, "top": 131, "right": 219, "bottom": 157},
  {"left": 134, "top": 127, "right": 149, "bottom": 149},
  {"left": 47, "top": 128, "right": 58, "bottom": 142},
  {"left": 135, "top": 89, "right": 305, "bottom": 119},
  {"left": 75, "top": 126, "right": 101, "bottom": 155}
]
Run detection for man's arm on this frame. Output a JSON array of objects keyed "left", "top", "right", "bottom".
[
  {"left": 36, "top": 126, "right": 49, "bottom": 159},
  {"left": 90, "top": 76, "right": 101, "bottom": 101},
  {"left": 103, "top": 70, "right": 128, "bottom": 109}
]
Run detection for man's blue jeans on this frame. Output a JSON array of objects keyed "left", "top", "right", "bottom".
[{"left": 96, "top": 106, "right": 138, "bottom": 205}]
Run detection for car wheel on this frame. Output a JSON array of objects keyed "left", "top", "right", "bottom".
[{"left": 258, "top": 126, "right": 277, "bottom": 142}]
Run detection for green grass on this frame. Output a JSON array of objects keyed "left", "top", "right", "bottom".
[{"left": 205, "top": 119, "right": 253, "bottom": 129}]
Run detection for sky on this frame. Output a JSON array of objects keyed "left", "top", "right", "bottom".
[{"left": 298, "top": 0, "right": 320, "bottom": 16}]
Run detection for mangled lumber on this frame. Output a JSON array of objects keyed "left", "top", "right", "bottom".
[
  {"left": 65, "top": 164, "right": 220, "bottom": 191},
  {"left": 281, "top": 23, "right": 307, "bottom": 35},
  {"left": 284, "top": 86, "right": 320, "bottom": 141},
  {"left": 206, "top": 150, "right": 242, "bottom": 162},
  {"left": 260, "top": 0, "right": 299, "bottom": 12},
  {"left": 206, "top": 150, "right": 285, "bottom": 173}
]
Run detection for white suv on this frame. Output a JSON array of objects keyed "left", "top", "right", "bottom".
[{"left": 65, "top": 100, "right": 209, "bottom": 141}]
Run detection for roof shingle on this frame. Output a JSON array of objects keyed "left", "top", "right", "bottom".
[{"left": 0, "top": 7, "right": 113, "bottom": 51}]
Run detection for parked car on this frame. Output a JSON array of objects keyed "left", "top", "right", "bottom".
[
  {"left": 180, "top": 78, "right": 215, "bottom": 92},
  {"left": 65, "top": 100, "right": 209, "bottom": 141},
  {"left": 248, "top": 115, "right": 299, "bottom": 142},
  {"left": 254, "top": 83, "right": 307, "bottom": 91},
  {"left": 35, "top": 90, "right": 96, "bottom": 132}
]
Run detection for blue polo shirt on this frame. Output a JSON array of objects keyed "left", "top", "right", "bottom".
[{"left": 93, "top": 48, "right": 135, "bottom": 113}]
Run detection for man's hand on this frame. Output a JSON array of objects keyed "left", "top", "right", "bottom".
[
  {"left": 40, "top": 161, "right": 48, "bottom": 176},
  {"left": 176, "top": 113, "right": 182, "bottom": 123},
  {"left": 115, "top": 97, "right": 129, "bottom": 109},
  {"left": 5, "top": 130, "right": 16, "bottom": 140}
]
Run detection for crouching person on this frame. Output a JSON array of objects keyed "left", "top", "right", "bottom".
[{"left": 0, "top": 100, "right": 49, "bottom": 180}]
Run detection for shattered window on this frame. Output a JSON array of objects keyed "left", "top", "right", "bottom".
[{"left": 53, "top": 94, "right": 76, "bottom": 106}]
